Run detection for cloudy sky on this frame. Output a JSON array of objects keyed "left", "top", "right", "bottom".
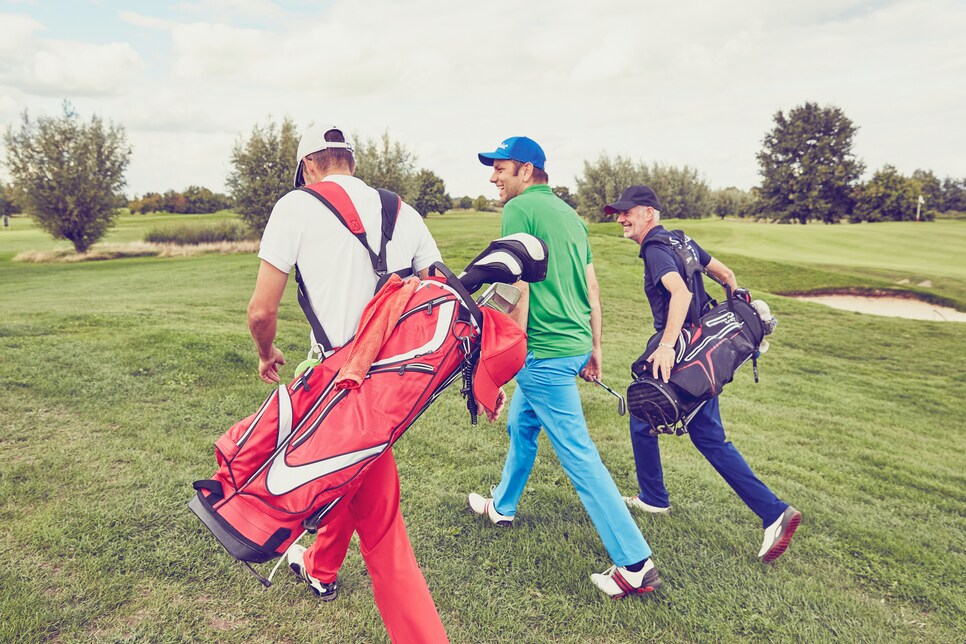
[{"left": 1, "top": 0, "right": 964, "bottom": 200}]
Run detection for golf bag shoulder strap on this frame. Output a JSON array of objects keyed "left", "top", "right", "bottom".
[
  {"left": 642, "top": 229, "right": 709, "bottom": 326},
  {"left": 294, "top": 182, "right": 408, "bottom": 354}
]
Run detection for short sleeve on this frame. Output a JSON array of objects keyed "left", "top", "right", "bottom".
[
  {"left": 257, "top": 191, "right": 306, "bottom": 273},
  {"left": 399, "top": 203, "right": 443, "bottom": 272},
  {"left": 643, "top": 243, "right": 680, "bottom": 284},
  {"left": 690, "top": 239, "right": 712, "bottom": 266}
]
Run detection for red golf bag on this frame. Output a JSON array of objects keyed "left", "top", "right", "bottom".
[
  {"left": 189, "top": 229, "right": 547, "bottom": 569},
  {"left": 189, "top": 267, "right": 499, "bottom": 564}
]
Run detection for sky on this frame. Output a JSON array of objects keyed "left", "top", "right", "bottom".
[{"left": 1, "top": 0, "right": 964, "bottom": 201}]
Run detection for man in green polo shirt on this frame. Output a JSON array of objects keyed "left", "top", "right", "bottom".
[{"left": 466, "top": 136, "right": 661, "bottom": 599}]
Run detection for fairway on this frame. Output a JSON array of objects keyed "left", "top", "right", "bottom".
[{"left": 1, "top": 213, "right": 964, "bottom": 642}]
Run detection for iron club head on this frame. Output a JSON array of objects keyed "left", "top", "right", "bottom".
[{"left": 594, "top": 378, "right": 627, "bottom": 416}]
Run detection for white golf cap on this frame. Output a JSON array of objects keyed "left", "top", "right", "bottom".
[{"left": 294, "top": 124, "right": 354, "bottom": 187}]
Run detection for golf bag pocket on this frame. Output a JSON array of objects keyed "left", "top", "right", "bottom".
[{"left": 628, "top": 295, "right": 771, "bottom": 435}]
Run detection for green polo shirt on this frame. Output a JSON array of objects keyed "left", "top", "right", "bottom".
[{"left": 501, "top": 184, "right": 593, "bottom": 358}]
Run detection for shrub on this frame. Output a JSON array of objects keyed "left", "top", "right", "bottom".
[{"left": 144, "top": 220, "right": 255, "bottom": 245}]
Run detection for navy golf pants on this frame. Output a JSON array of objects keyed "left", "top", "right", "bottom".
[{"left": 629, "top": 396, "right": 788, "bottom": 527}]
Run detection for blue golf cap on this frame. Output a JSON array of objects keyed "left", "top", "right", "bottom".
[{"left": 478, "top": 136, "right": 546, "bottom": 170}]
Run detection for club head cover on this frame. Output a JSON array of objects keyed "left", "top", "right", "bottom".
[{"left": 459, "top": 233, "right": 548, "bottom": 293}]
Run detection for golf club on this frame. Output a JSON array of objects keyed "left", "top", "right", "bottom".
[{"left": 593, "top": 378, "right": 627, "bottom": 416}]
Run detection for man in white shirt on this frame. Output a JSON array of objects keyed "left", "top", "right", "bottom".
[{"left": 247, "top": 124, "right": 448, "bottom": 643}]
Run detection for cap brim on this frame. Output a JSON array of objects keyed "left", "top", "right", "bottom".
[
  {"left": 478, "top": 151, "right": 510, "bottom": 166},
  {"left": 472, "top": 360, "right": 501, "bottom": 414},
  {"left": 603, "top": 200, "right": 636, "bottom": 214}
]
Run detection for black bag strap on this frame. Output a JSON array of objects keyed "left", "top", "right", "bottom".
[
  {"left": 642, "top": 230, "right": 710, "bottom": 327},
  {"left": 293, "top": 182, "right": 407, "bottom": 353}
]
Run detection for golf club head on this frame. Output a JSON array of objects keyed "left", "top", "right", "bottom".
[
  {"left": 476, "top": 282, "right": 521, "bottom": 314},
  {"left": 594, "top": 378, "right": 627, "bottom": 416}
]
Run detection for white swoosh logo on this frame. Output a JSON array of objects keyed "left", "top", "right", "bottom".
[
  {"left": 265, "top": 442, "right": 389, "bottom": 496},
  {"left": 371, "top": 299, "right": 455, "bottom": 367}
]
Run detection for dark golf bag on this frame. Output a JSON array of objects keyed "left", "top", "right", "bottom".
[
  {"left": 188, "top": 235, "right": 547, "bottom": 567},
  {"left": 626, "top": 289, "right": 775, "bottom": 436}
]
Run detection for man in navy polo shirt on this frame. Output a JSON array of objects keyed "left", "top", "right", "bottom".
[{"left": 607, "top": 184, "right": 801, "bottom": 563}]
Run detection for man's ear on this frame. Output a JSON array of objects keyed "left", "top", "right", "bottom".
[{"left": 521, "top": 162, "right": 534, "bottom": 182}]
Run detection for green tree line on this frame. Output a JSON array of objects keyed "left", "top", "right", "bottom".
[
  {"left": 5, "top": 102, "right": 966, "bottom": 253},
  {"left": 129, "top": 186, "right": 233, "bottom": 214}
]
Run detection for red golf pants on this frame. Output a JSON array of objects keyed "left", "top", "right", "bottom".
[{"left": 304, "top": 449, "right": 448, "bottom": 644}]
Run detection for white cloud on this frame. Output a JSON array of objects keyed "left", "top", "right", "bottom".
[
  {"left": 0, "top": 13, "right": 42, "bottom": 53},
  {"left": 0, "top": 12, "right": 143, "bottom": 97},
  {"left": 2, "top": 0, "right": 964, "bottom": 199},
  {"left": 28, "top": 41, "right": 143, "bottom": 96}
]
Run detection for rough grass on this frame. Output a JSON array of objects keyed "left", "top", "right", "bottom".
[
  {"left": 13, "top": 240, "right": 260, "bottom": 263},
  {"left": 143, "top": 219, "right": 256, "bottom": 245},
  {"left": 0, "top": 211, "right": 964, "bottom": 642}
]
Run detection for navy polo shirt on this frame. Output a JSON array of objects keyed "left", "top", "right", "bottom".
[{"left": 639, "top": 226, "right": 712, "bottom": 331}]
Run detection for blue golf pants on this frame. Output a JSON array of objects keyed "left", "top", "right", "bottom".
[
  {"left": 629, "top": 396, "right": 788, "bottom": 527},
  {"left": 492, "top": 352, "right": 652, "bottom": 566}
]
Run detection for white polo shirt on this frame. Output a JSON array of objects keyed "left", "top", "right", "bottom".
[{"left": 258, "top": 174, "right": 442, "bottom": 351}]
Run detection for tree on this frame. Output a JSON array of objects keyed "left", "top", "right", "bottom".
[
  {"left": 553, "top": 186, "right": 578, "bottom": 209},
  {"left": 353, "top": 131, "right": 417, "bottom": 200},
  {"left": 575, "top": 154, "right": 641, "bottom": 222},
  {"left": 182, "top": 185, "right": 232, "bottom": 213},
  {"left": 0, "top": 181, "right": 17, "bottom": 218},
  {"left": 851, "top": 165, "right": 923, "bottom": 222},
  {"left": 3, "top": 102, "right": 131, "bottom": 253},
  {"left": 911, "top": 169, "right": 942, "bottom": 212},
  {"left": 642, "top": 163, "right": 712, "bottom": 220},
  {"left": 756, "top": 102, "right": 864, "bottom": 224},
  {"left": 941, "top": 176, "right": 966, "bottom": 212},
  {"left": 457, "top": 195, "right": 473, "bottom": 210},
  {"left": 713, "top": 187, "right": 756, "bottom": 219},
  {"left": 472, "top": 195, "right": 494, "bottom": 212},
  {"left": 575, "top": 155, "right": 712, "bottom": 222},
  {"left": 226, "top": 116, "right": 298, "bottom": 234},
  {"left": 410, "top": 169, "right": 450, "bottom": 217},
  {"left": 0, "top": 181, "right": 16, "bottom": 230}
]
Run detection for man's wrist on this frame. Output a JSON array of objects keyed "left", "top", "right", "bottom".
[{"left": 658, "top": 341, "right": 675, "bottom": 349}]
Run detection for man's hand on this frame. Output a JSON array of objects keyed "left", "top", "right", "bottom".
[
  {"left": 484, "top": 388, "right": 507, "bottom": 423},
  {"left": 646, "top": 345, "right": 675, "bottom": 383},
  {"left": 579, "top": 347, "right": 602, "bottom": 382},
  {"left": 258, "top": 346, "right": 286, "bottom": 384}
]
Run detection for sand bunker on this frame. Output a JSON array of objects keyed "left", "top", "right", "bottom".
[{"left": 793, "top": 295, "right": 966, "bottom": 322}]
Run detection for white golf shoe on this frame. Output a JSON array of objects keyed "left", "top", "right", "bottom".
[
  {"left": 624, "top": 496, "right": 671, "bottom": 516},
  {"left": 758, "top": 506, "right": 802, "bottom": 562},
  {"left": 467, "top": 492, "right": 514, "bottom": 527},
  {"left": 590, "top": 559, "right": 663, "bottom": 599}
]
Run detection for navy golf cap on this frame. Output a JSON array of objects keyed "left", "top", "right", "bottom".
[
  {"left": 603, "top": 185, "right": 662, "bottom": 214},
  {"left": 478, "top": 136, "right": 546, "bottom": 170}
]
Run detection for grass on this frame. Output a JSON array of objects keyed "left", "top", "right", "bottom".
[{"left": 1, "top": 212, "right": 964, "bottom": 642}]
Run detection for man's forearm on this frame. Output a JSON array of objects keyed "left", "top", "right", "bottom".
[
  {"left": 660, "top": 291, "right": 692, "bottom": 345},
  {"left": 249, "top": 311, "right": 278, "bottom": 360},
  {"left": 509, "top": 281, "right": 529, "bottom": 330},
  {"left": 589, "top": 290, "right": 602, "bottom": 351}
]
